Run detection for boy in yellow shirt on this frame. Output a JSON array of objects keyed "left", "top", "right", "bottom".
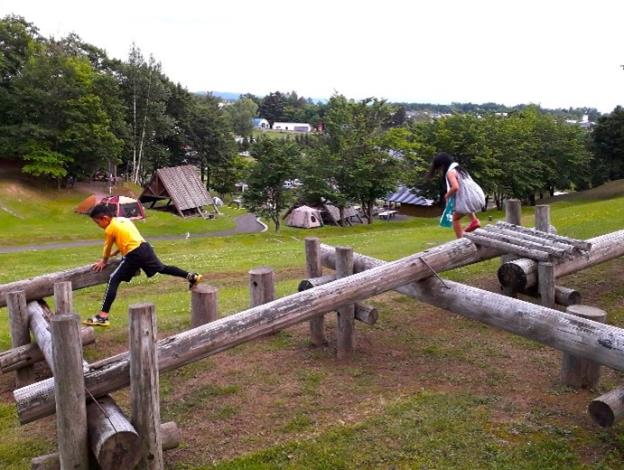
[{"left": 85, "top": 203, "right": 203, "bottom": 326}]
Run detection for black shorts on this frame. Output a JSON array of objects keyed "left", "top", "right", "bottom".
[{"left": 115, "top": 242, "right": 165, "bottom": 282}]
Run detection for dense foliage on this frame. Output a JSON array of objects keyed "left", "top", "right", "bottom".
[
  {"left": 0, "top": 15, "right": 234, "bottom": 188},
  {"left": 1, "top": 15, "right": 622, "bottom": 221}
]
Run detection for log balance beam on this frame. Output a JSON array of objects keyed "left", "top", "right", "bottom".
[{"left": 0, "top": 260, "right": 121, "bottom": 308}]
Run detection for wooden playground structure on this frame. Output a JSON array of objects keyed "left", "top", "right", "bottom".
[{"left": 2, "top": 199, "right": 624, "bottom": 468}]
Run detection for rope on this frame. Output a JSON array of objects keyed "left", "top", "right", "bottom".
[
  {"left": 418, "top": 257, "right": 450, "bottom": 289},
  {"left": 84, "top": 387, "right": 120, "bottom": 433}
]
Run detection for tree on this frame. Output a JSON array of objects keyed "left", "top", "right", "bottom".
[
  {"left": 243, "top": 138, "right": 300, "bottom": 231},
  {"left": 258, "top": 91, "right": 287, "bottom": 125},
  {"left": 4, "top": 37, "right": 123, "bottom": 184},
  {"left": 591, "top": 106, "right": 624, "bottom": 185},
  {"left": 301, "top": 95, "right": 399, "bottom": 223},
  {"left": 187, "top": 93, "right": 236, "bottom": 191},
  {"left": 226, "top": 97, "right": 258, "bottom": 137},
  {"left": 121, "top": 44, "right": 173, "bottom": 183}
]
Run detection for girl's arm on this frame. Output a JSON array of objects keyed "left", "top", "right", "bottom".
[{"left": 445, "top": 169, "right": 460, "bottom": 200}]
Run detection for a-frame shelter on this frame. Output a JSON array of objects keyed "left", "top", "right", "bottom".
[{"left": 139, "top": 165, "right": 218, "bottom": 218}]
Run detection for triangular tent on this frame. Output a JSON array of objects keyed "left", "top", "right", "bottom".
[
  {"left": 139, "top": 165, "right": 217, "bottom": 218},
  {"left": 286, "top": 205, "right": 322, "bottom": 229}
]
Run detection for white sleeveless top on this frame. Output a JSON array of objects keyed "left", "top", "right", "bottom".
[{"left": 445, "top": 162, "right": 459, "bottom": 191}]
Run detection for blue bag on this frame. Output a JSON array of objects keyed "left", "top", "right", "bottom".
[{"left": 439, "top": 196, "right": 455, "bottom": 228}]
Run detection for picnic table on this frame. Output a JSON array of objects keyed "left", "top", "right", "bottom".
[{"left": 378, "top": 210, "right": 397, "bottom": 220}]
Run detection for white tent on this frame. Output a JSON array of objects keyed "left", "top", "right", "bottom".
[{"left": 286, "top": 205, "right": 322, "bottom": 229}]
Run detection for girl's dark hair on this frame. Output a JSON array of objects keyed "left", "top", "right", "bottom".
[
  {"left": 90, "top": 203, "right": 114, "bottom": 219},
  {"left": 427, "top": 152, "right": 468, "bottom": 178}
]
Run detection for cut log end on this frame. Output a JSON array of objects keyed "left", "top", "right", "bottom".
[
  {"left": 497, "top": 262, "right": 528, "bottom": 293},
  {"left": 588, "top": 400, "right": 615, "bottom": 427},
  {"left": 98, "top": 431, "right": 142, "bottom": 470}
]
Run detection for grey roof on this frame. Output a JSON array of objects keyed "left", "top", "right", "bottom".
[
  {"left": 140, "top": 165, "right": 213, "bottom": 214},
  {"left": 386, "top": 186, "right": 434, "bottom": 206}
]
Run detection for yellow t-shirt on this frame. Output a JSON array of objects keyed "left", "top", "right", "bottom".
[{"left": 102, "top": 217, "right": 145, "bottom": 258}]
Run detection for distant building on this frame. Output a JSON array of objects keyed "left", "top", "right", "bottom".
[
  {"left": 252, "top": 118, "right": 270, "bottom": 129},
  {"left": 272, "top": 122, "right": 312, "bottom": 132},
  {"left": 566, "top": 114, "right": 595, "bottom": 129}
]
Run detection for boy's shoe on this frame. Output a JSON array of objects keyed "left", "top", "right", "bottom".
[
  {"left": 188, "top": 273, "right": 203, "bottom": 289},
  {"left": 83, "top": 314, "right": 110, "bottom": 327},
  {"left": 464, "top": 220, "right": 481, "bottom": 233}
]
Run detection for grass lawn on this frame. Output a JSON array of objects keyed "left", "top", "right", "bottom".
[
  {"left": 1, "top": 180, "right": 624, "bottom": 469},
  {"left": 0, "top": 177, "right": 238, "bottom": 246}
]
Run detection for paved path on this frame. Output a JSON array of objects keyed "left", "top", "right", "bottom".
[{"left": 0, "top": 214, "right": 265, "bottom": 254}]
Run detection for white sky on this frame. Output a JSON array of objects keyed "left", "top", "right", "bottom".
[{"left": 2, "top": 0, "right": 623, "bottom": 112}]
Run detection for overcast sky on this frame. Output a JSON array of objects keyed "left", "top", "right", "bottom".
[{"left": 2, "top": 0, "right": 623, "bottom": 112}]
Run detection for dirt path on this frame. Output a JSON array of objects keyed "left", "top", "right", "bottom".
[{"left": 0, "top": 214, "right": 264, "bottom": 254}]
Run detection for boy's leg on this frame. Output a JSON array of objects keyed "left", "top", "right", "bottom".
[
  {"left": 139, "top": 242, "right": 203, "bottom": 288},
  {"left": 161, "top": 265, "right": 203, "bottom": 288},
  {"left": 85, "top": 258, "right": 137, "bottom": 326},
  {"left": 160, "top": 265, "right": 189, "bottom": 278}
]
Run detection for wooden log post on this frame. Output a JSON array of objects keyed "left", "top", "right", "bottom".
[
  {"left": 12, "top": 237, "right": 502, "bottom": 424},
  {"left": 306, "top": 237, "right": 326, "bottom": 346},
  {"left": 561, "top": 305, "right": 607, "bottom": 389},
  {"left": 53, "top": 281, "right": 72, "bottom": 315},
  {"left": 501, "top": 199, "right": 521, "bottom": 293},
  {"left": 335, "top": 247, "right": 355, "bottom": 361},
  {"left": 0, "top": 260, "right": 121, "bottom": 308},
  {"left": 51, "top": 314, "right": 89, "bottom": 470},
  {"left": 588, "top": 385, "right": 624, "bottom": 427},
  {"left": 535, "top": 204, "right": 551, "bottom": 232},
  {"left": 191, "top": 284, "right": 218, "bottom": 328},
  {"left": 249, "top": 267, "right": 275, "bottom": 307},
  {"left": 537, "top": 262, "right": 555, "bottom": 308},
  {"left": 0, "top": 326, "right": 95, "bottom": 373},
  {"left": 129, "top": 303, "right": 163, "bottom": 469},
  {"left": 6, "top": 290, "right": 34, "bottom": 386},
  {"left": 498, "top": 229, "right": 624, "bottom": 293}
]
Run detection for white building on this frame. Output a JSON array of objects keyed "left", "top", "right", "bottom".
[
  {"left": 252, "top": 118, "right": 270, "bottom": 129},
  {"left": 272, "top": 122, "right": 312, "bottom": 132}
]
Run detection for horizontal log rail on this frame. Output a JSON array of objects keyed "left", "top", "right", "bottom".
[
  {"left": 0, "top": 326, "right": 94, "bottom": 373},
  {"left": 0, "top": 260, "right": 121, "bottom": 308},
  {"left": 13, "top": 237, "right": 487, "bottom": 424}
]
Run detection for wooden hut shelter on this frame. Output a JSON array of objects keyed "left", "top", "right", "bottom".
[
  {"left": 386, "top": 186, "right": 440, "bottom": 217},
  {"left": 139, "top": 165, "right": 218, "bottom": 218}
]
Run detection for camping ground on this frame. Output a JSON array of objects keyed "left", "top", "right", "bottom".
[{"left": 1, "top": 178, "right": 624, "bottom": 469}]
